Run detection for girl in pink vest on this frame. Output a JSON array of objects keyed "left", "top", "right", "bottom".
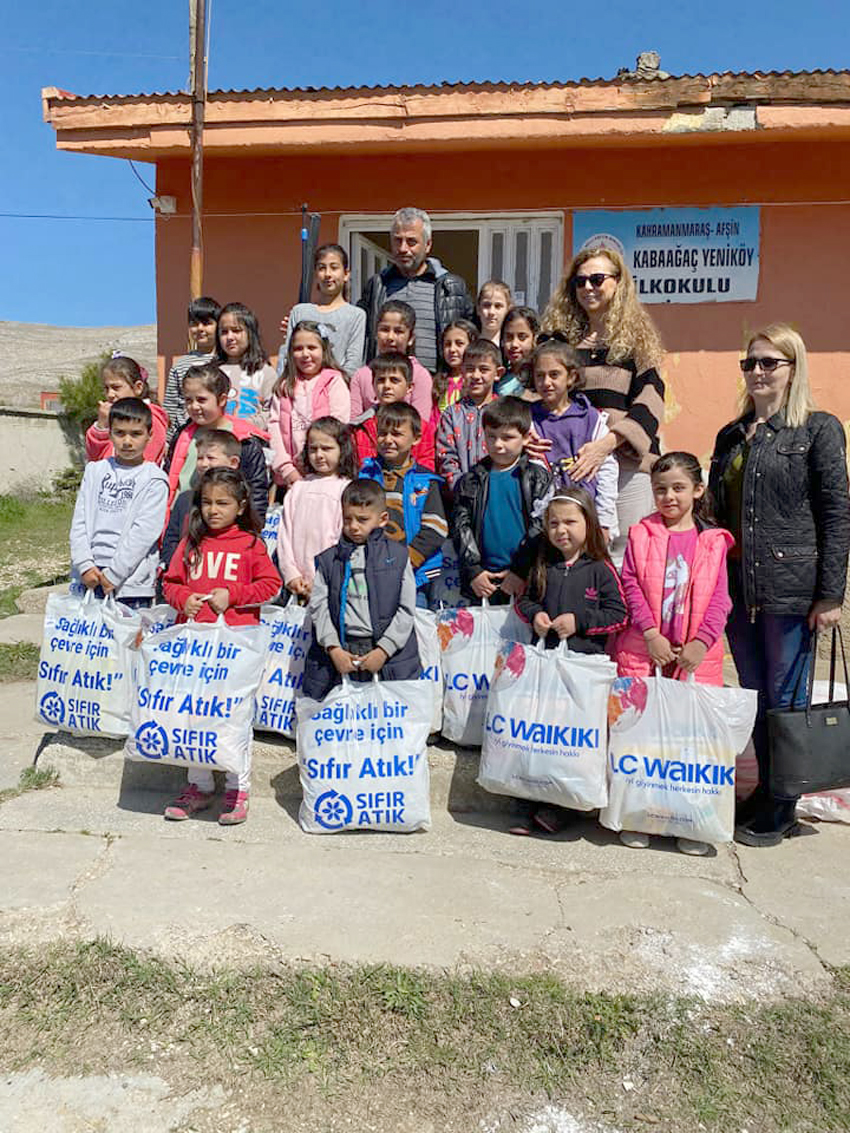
[
  {"left": 269, "top": 321, "right": 350, "bottom": 488},
  {"left": 616, "top": 451, "right": 733, "bottom": 855}
]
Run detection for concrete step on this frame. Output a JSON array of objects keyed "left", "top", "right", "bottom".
[
  {"left": 15, "top": 582, "right": 68, "bottom": 615},
  {"left": 33, "top": 729, "right": 509, "bottom": 814},
  {"left": 0, "top": 613, "right": 46, "bottom": 645}
]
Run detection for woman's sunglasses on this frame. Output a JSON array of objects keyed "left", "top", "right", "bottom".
[
  {"left": 739, "top": 357, "right": 793, "bottom": 374},
  {"left": 573, "top": 272, "right": 618, "bottom": 289},
  {"left": 536, "top": 331, "right": 570, "bottom": 346}
]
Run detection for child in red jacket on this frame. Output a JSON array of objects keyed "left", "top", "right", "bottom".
[
  {"left": 162, "top": 468, "right": 281, "bottom": 824},
  {"left": 85, "top": 355, "right": 169, "bottom": 465}
]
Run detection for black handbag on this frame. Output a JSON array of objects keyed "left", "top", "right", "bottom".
[{"left": 767, "top": 627, "right": 850, "bottom": 798}]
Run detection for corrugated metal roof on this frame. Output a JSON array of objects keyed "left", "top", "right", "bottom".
[{"left": 45, "top": 68, "right": 850, "bottom": 103}]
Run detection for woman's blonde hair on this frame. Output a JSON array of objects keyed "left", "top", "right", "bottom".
[
  {"left": 541, "top": 246, "right": 664, "bottom": 373},
  {"left": 739, "top": 323, "right": 817, "bottom": 428}
]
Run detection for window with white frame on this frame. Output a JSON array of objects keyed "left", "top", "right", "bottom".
[{"left": 339, "top": 212, "right": 564, "bottom": 313}]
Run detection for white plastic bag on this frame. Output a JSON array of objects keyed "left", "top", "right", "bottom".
[
  {"left": 125, "top": 615, "right": 269, "bottom": 777},
  {"left": 480, "top": 640, "right": 617, "bottom": 809},
  {"left": 601, "top": 675, "right": 757, "bottom": 844},
  {"left": 296, "top": 676, "right": 431, "bottom": 833},
  {"left": 36, "top": 590, "right": 140, "bottom": 738},
  {"left": 260, "top": 504, "right": 282, "bottom": 561},
  {"left": 429, "top": 538, "right": 468, "bottom": 609},
  {"left": 438, "top": 601, "right": 532, "bottom": 747},
  {"left": 414, "top": 608, "right": 442, "bottom": 734},
  {"left": 253, "top": 599, "right": 311, "bottom": 737}
]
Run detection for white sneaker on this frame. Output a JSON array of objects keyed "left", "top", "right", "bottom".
[
  {"left": 676, "top": 837, "right": 710, "bottom": 856},
  {"left": 619, "top": 830, "right": 650, "bottom": 849}
]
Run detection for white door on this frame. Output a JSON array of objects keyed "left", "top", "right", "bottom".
[{"left": 350, "top": 234, "right": 392, "bottom": 303}]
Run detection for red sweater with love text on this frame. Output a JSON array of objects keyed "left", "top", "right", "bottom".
[{"left": 163, "top": 524, "right": 281, "bottom": 626}]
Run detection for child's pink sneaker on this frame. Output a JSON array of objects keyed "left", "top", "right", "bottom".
[
  {"left": 219, "top": 789, "right": 249, "bottom": 825},
  {"left": 164, "top": 784, "right": 214, "bottom": 821}
]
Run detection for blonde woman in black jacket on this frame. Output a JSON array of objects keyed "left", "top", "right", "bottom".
[{"left": 709, "top": 324, "right": 850, "bottom": 847}]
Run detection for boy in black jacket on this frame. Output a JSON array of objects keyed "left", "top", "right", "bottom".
[
  {"left": 451, "top": 397, "right": 551, "bottom": 603},
  {"left": 303, "top": 480, "right": 421, "bottom": 702}
]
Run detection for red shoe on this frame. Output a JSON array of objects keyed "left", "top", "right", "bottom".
[
  {"left": 219, "top": 789, "right": 249, "bottom": 825},
  {"left": 164, "top": 784, "right": 214, "bottom": 821}
]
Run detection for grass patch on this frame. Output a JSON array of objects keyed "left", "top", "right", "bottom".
[
  {"left": 0, "top": 642, "right": 40, "bottom": 681},
  {"left": 0, "top": 940, "right": 849, "bottom": 1131},
  {"left": 0, "top": 764, "right": 59, "bottom": 806},
  {"left": 0, "top": 493, "right": 73, "bottom": 607}
]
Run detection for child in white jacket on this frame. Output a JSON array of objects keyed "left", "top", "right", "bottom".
[{"left": 69, "top": 398, "right": 169, "bottom": 609}]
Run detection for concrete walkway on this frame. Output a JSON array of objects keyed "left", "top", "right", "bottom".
[{"left": 1, "top": 677, "right": 848, "bottom": 1005}]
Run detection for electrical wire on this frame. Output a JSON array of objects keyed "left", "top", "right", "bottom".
[
  {"left": 9, "top": 45, "right": 181, "bottom": 59},
  {"left": 128, "top": 160, "right": 156, "bottom": 196}
]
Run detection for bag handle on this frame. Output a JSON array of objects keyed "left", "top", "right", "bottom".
[{"left": 802, "top": 626, "right": 850, "bottom": 726}]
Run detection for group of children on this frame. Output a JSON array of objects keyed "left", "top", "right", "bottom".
[{"left": 68, "top": 244, "right": 733, "bottom": 849}]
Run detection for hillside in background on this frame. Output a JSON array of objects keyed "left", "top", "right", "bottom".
[{"left": 0, "top": 322, "right": 158, "bottom": 408}]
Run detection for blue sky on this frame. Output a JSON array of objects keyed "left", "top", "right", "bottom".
[{"left": 3, "top": 0, "right": 847, "bottom": 326}]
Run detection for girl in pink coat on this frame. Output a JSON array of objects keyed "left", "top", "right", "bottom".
[
  {"left": 616, "top": 451, "right": 733, "bottom": 854},
  {"left": 269, "top": 321, "right": 350, "bottom": 487}
]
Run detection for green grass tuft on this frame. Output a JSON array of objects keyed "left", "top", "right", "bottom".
[{"left": 0, "top": 642, "right": 40, "bottom": 682}]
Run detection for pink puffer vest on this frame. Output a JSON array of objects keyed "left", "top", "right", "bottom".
[{"left": 615, "top": 513, "right": 733, "bottom": 685}]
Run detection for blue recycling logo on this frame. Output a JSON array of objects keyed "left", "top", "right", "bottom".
[
  {"left": 135, "top": 722, "right": 169, "bottom": 760},
  {"left": 313, "top": 789, "right": 353, "bottom": 830},
  {"left": 39, "top": 691, "right": 65, "bottom": 726}
]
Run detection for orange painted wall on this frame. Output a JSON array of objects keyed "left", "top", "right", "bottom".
[{"left": 155, "top": 138, "right": 850, "bottom": 456}]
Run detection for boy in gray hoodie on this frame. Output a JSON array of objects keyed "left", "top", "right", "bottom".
[{"left": 70, "top": 398, "right": 169, "bottom": 609}]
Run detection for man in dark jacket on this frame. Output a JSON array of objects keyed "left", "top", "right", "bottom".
[{"left": 358, "top": 207, "right": 474, "bottom": 372}]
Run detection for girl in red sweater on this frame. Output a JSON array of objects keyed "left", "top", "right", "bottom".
[{"left": 162, "top": 468, "right": 281, "bottom": 824}]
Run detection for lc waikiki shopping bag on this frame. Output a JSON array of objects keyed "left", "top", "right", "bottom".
[
  {"left": 438, "top": 600, "right": 532, "bottom": 747},
  {"left": 296, "top": 676, "right": 431, "bottom": 834},
  {"left": 125, "top": 614, "right": 269, "bottom": 778},
  {"left": 480, "top": 640, "right": 616, "bottom": 810},
  {"left": 253, "top": 598, "right": 311, "bottom": 737},
  {"left": 414, "top": 607, "right": 442, "bottom": 734},
  {"left": 36, "top": 590, "right": 140, "bottom": 738},
  {"left": 601, "top": 674, "right": 757, "bottom": 844}
]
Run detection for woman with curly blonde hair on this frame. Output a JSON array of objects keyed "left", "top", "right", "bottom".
[{"left": 537, "top": 246, "right": 665, "bottom": 564}]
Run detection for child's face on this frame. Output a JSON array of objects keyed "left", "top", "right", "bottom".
[
  {"left": 546, "top": 500, "right": 587, "bottom": 560},
  {"left": 376, "top": 313, "right": 413, "bottom": 355},
  {"left": 109, "top": 419, "right": 150, "bottom": 466},
  {"left": 376, "top": 418, "right": 417, "bottom": 466},
  {"left": 189, "top": 317, "right": 217, "bottom": 352},
  {"left": 201, "top": 484, "right": 244, "bottom": 531},
  {"left": 103, "top": 371, "right": 143, "bottom": 403},
  {"left": 342, "top": 502, "right": 387, "bottom": 544},
  {"left": 462, "top": 357, "right": 502, "bottom": 403},
  {"left": 315, "top": 252, "right": 348, "bottom": 300},
  {"left": 183, "top": 377, "right": 227, "bottom": 427},
  {"left": 652, "top": 466, "right": 704, "bottom": 526},
  {"left": 478, "top": 291, "right": 509, "bottom": 334},
  {"left": 534, "top": 353, "right": 577, "bottom": 412},
  {"left": 196, "top": 443, "right": 240, "bottom": 474},
  {"left": 442, "top": 329, "right": 470, "bottom": 372},
  {"left": 218, "top": 314, "right": 249, "bottom": 361},
  {"left": 375, "top": 368, "right": 411, "bottom": 404},
  {"left": 503, "top": 318, "right": 534, "bottom": 370},
  {"left": 307, "top": 428, "right": 341, "bottom": 476},
  {"left": 292, "top": 330, "right": 324, "bottom": 377},
  {"left": 484, "top": 424, "right": 527, "bottom": 469}
]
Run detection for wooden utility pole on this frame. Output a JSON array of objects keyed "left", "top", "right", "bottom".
[{"left": 189, "top": 0, "right": 207, "bottom": 299}]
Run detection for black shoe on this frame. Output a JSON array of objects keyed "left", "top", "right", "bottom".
[
  {"left": 735, "top": 786, "right": 767, "bottom": 827},
  {"left": 735, "top": 800, "right": 800, "bottom": 847}
]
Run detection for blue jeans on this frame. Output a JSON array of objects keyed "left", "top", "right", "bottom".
[{"left": 725, "top": 597, "right": 811, "bottom": 802}]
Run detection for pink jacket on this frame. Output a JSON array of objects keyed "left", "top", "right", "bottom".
[
  {"left": 349, "top": 357, "right": 433, "bottom": 422},
  {"left": 85, "top": 402, "right": 169, "bottom": 465},
  {"left": 615, "top": 513, "right": 733, "bottom": 685},
  {"left": 269, "top": 368, "right": 349, "bottom": 485},
  {"left": 277, "top": 474, "right": 350, "bottom": 585}
]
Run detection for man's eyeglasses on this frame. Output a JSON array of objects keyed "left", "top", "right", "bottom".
[
  {"left": 739, "top": 357, "right": 793, "bottom": 374},
  {"left": 573, "top": 272, "right": 618, "bottom": 289}
]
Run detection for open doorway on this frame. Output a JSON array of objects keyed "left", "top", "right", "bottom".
[{"left": 341, "top": 213, "right": 564, "bottom": 313}]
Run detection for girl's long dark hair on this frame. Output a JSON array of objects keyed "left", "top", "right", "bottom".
[
  {"left": 301, "top": 417, "right": 359, "bottom": 480},
  {"left": 183, "top": 468, "right": 260, "bottom": 570},
  {"left": 651, "top": 451, "right": 714, "bottom": 523},
  {"left": 432, "top": 318, "right": 478, "bottom": 406},
  {"left": 215, "top": 302, "right": 269, "bottom": 374},
  {"left": 276, "top": 320, "right": 342, "bottom": 400},
  {"left": 499, "top": 306, "right": 541, "bottom": 387},
  {"left": 314, "top": 243, "right": 351, "bottom": 302},
  {"left": 532, "top": 486, "right": 609, "bottom": 599}
]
